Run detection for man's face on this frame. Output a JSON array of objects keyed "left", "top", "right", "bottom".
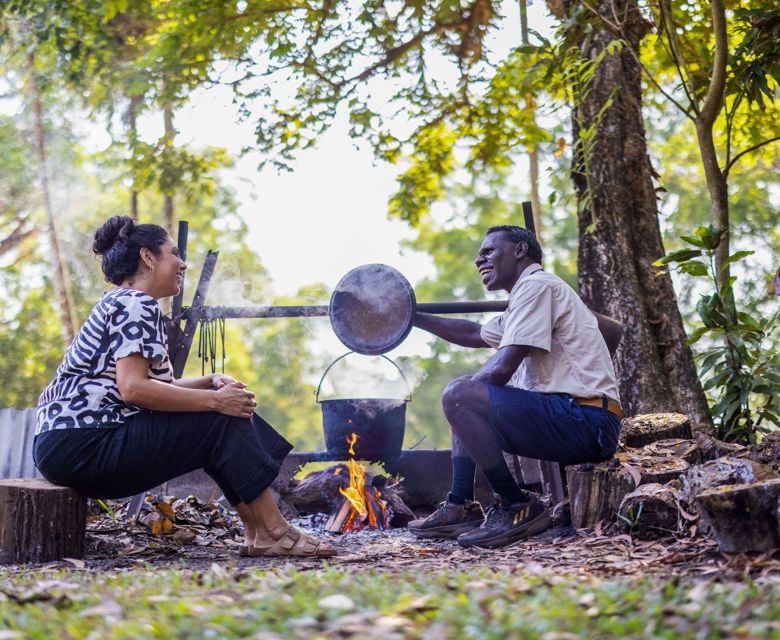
[{"left": 475, "top": 231, "right": 526, "bottom": 292}]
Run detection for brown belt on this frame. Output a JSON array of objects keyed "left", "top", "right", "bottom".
[{"left": 574, "top": 396, "right": 625, "bottom": 419}]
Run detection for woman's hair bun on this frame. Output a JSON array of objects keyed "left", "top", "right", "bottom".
[{"left": 93, "top": 215, "right": 135, "bottom": 256}]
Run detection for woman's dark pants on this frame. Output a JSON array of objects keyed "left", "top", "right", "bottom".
[{"left": 33, "top": 410, "right": 292, "bottom": 506}]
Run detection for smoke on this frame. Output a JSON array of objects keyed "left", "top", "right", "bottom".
[
  {"left": 316, "top": 354, "right": 427, "bottom": 404},
  {"left": 205, "top": 256, "right": 270, "bottom": 306}
]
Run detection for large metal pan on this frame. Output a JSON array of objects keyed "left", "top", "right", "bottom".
[
  {"left": 329, "top": 264, "right": 416, "bottom": 356},
  {"left": 328, "top": 263, "right": 508, "bottom": 355}
]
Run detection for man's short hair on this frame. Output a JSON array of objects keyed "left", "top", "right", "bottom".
[{"left": 486, "top": 225, "right": 543, "bottom": 264}]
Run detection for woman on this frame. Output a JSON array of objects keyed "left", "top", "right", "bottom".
[{"left": 34, "top": 215, "right": 335, "bottom": 558}]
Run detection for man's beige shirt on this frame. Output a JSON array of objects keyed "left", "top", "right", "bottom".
[{"left": 480, "top": 263, "right": 620, "bottom": 403}]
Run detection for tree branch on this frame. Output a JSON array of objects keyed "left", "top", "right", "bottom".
[
  {"left": 339, "top": 17, "right": 468, "bottom": 89},
  {"left": 723, "top": 135, "right": 780, "bottom": 178},
  {"left": 658, "top": 0, "right": 699, "bottom": 116},
  {"left": 0, "top": 221, "right": 36, "bottom": 257},
  {"left": 699, "top": 0, "right": 728, "bottom": 127},
  {"left": 625, "top": 46, "right": 693, "bottom": 118}
]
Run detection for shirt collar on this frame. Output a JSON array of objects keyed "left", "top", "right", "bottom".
[{"left": 509, "top": 263, "right": 543, "bottom": 296}]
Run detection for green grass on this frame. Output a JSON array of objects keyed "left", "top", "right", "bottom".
[{"left": 1, "top": 565, "right": 779, "bottom": 639}]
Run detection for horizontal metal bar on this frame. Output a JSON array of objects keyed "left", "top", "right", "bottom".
[
  {"left": 417, "top": 300, "right": 508, "bottom": 314},
  {"left": 191, "top": 299, "right": 508, "bottom": 321},
  {"left": 197, "top": 305, "right": 329, "bottom": 319}
]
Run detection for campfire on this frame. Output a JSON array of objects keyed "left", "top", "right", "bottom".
[{"left": 324, "top": 434, "right": 391, "bottom": 534}]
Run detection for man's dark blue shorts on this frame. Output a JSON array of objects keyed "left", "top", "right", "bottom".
[{"left": 487, "top": 385, "right": 621, "bottom": 466}]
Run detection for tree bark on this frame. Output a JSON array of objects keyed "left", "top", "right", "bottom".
[
  {"left": 568, "top": 0, "right": 711, "bottom": 432},
  {"left": 694, "top": 0, "right": 730, "bottom": 289},
  {"left": 163, "top": 103, "right": 175, "bottom": 234},
  {"left": 127, "top": 94, "right": 143, "bottom": 219},
  {"left": 696, "top": 478, "right": 780, "bottom": 553},
  {"left": 566, "top": 454, "right": 689, "bottom": 528},
  {"left": 620, "top": 413, "right": 692, "bottom": 448},
  {"left": 27, "top": 52, "right": 78, "bottom": 346},
  {"left": 520, "top": 0, "right": 543, "bottom": 242},
  {"left": 616, "top": 482, "right": 686, "bottom": 539},
  {"left": 0, "top": 479, "right": 86, "bottom": 564}
]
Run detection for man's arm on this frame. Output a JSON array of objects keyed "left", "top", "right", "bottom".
[
  {"left": 472, "top": 345, "right": 531, "bottom": 386},
  {"left": 593, "top": 311, "right": 623, "bottom": 357},
  {"left": 413, "top": 312, "right": 490, "bottom": 348}
]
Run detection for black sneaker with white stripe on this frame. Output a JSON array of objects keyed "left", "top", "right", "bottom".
[
  {"left": 456, "top": 493, "right": 552, "bottom": 549},
  {"left": 408, "top": 499, "right": 485, "bottom": 539}
]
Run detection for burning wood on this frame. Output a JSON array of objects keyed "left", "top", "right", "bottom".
[{"left": 325, "top": 434, "right": 391, "bottom": 534}]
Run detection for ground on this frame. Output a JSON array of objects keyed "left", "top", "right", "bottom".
[
  {"left": 22, "top": 496, "right": 780, "bottom": 578},
  {"left": 2, "top": 498, "right": 780, "bottom": 638}
]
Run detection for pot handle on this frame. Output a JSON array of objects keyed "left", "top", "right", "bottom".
[{"left": 315, "top": 351, "right": 412, "bottom": 403}]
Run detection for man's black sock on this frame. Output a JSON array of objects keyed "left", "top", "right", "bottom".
[
  {"left": 483, "top": 461, "right": 527, "bottom": 504},
  {"left": 448, "top": 456, "right": 476, "bottom": 504}
]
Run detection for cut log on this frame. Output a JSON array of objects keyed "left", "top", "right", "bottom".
[
  {"left": 566, "top": 455, "right": 690, "bottom": 528},
  {"left": 641, "top": 438, "right": 700, "bottom": 464},
  {"left": 694, "top": 432, "right": 744, "bottom": 462},
  {"left": 288, "top": 465, "right": 349, "bottom": 514},
  {"left": 0, "top": 479, "right": 87, "bottom": 564},
  {"left": 616, "top": 483, "right": 687, "bottom": 539},
  {"left": 681, "top": 456, "right": 777, "bottom": 499},
  {"left": 743, "top": 431, "right": 780, "bottom": 471},
  {"left": 695, "top": 478, "right": 780, "bottom": 553},
  {"left": 620, "top": 413, "right": 692, "bottom": 448},
  {"left": 680, "top": 456, "right": 778, "bottom": 537},
  {"left": 379, "top": 485, "right": 416, "bottom": 527},
  {"left": 325, "top": 500, "right": 352, "bottom": 534}
]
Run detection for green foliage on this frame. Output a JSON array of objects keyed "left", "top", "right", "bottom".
[
  {"left": 1, "top": 565, "right": 780, "bottom": 638},
  {"left": 656, "top": 226, "right": 780, "bottom": 443},
  {"left": 0, "top": 116, "right": 38, "bottom": 264},
  {"left": 230, "top": 1, "right": 557, "bottom": 224}
]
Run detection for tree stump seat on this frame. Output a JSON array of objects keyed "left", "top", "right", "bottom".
[
  {"left": 696, "top": 478, "right": 780, "bottom": 552},
  {"left": 0, "top": 478, "right": 87, "bottom": 564},
  {"left": 565, "top": 452, "right": 690, "bottom": 528}
]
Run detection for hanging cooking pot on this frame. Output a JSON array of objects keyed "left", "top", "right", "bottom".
[
  {"left": 316, "top": 351, "right": 411, "bottom": 463},
  {"left": 329, "top": 263, "right": 416, "bottom": 356}
]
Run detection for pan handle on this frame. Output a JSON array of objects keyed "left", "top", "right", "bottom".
[{"left": 315, "top": 351, "right": 412, "bottom": 403}]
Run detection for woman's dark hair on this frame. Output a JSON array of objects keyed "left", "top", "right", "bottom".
[{"left": 93, "top": 215, "right": 169, "bottom": 285}]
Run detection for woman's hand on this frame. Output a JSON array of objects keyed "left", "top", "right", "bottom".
[
  {"left": 210, "top": 373, "right": 245, "bottom": 389},
  {"left": 212, "top": 382, "right": 257, "bottom": 418}
]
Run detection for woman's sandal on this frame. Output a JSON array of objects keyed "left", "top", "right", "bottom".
[{"left": 246, "top": 526, "right": 337, "bottom": 558}]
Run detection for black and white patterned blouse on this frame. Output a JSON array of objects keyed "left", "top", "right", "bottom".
[{"left": 36, "top": 289, "right": 173, "bottom": 434}]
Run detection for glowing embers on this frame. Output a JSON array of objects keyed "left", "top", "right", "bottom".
[{"left": 325, "top": 434, "right": 390, "bottom": 534}]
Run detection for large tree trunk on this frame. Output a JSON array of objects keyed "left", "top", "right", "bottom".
[
  {"left": 27, "top": 52, "right": 78, "bottom": 347},
  {"left": 126, "top": 94, "right": 143, "bottom": 219},
  {"left": 567, "top": 0, "right": 712, "bottom": 432},
  {"left": 520, "top": 0, "right": 543, "bottom": 242},
  {"left": 163, "top": 103, "right": 175, "bottom": 234}
]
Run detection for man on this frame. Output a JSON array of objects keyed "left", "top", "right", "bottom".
[{"left": 408, "top": 225, "right": 623, "bottom": 549}]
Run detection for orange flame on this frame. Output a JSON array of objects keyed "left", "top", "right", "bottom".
[
  {"left": 338, "top": 459, "right": 367, "bottom": 517},
  {"left": 346, "top": 433, "right": 358, "bottom": 456},
  {"left": 330, "top": 432, "right": 390, "bottom": 534}
]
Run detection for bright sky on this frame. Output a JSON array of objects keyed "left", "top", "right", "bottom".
[
  {"left": 168, "top": 0, "right": 546, "bottom": 300},
  {"left": 144, "top": 2, "right": 552, "bottom": 362},
  {"left": 1, "top": 2, "right": 551, "bottom": 364}
]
